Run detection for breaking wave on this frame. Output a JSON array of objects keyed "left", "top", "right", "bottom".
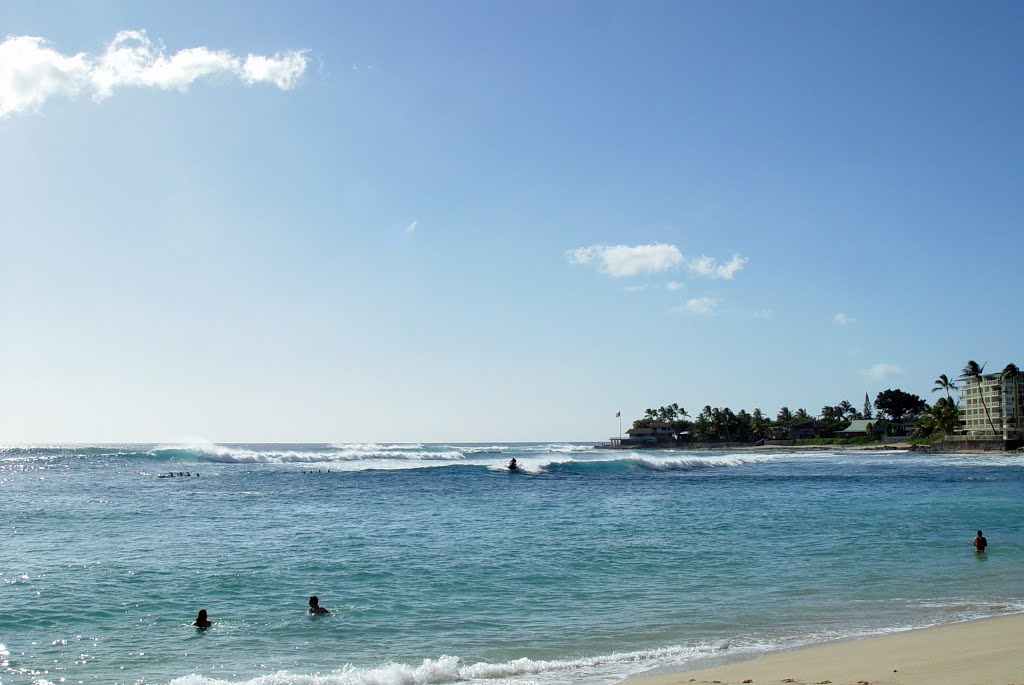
[{"left": 166, "top": 642, "right": 735, "bottom": 685}]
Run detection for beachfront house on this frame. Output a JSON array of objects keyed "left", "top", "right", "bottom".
[
  {"left": 784, "top": 420, "right": 833, "bottom": 440},
  {"left": 609, "top": 421, "right": 678, "bottom": 447},
  {"left": 836, "top": 419, "right": 887, "bottom": 438},
  {"left": 625, "top": 427, "right": 658, "bottom": 444}
]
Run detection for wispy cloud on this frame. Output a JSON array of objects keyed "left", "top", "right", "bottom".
[
  {"left": 861, "top": 363, "right": 906, "bottom": 382},
  {"left": 405, "top": 220, "right": 418, "bottom": 233},
  {"left": 833, "top": 312, "right": 856, "bottom": 326},
  {"left": 567, "top": 243, "right": 683, "bottom": 278},
  {"left": 665, "top": 281, "right": 684, "bottom": 291},
  {"left": 688, "top": 254, "right": 748, "bottom": 280},
  {"left": 753, "top": 308, "right": 774, "bottom": 319},
  {"left": 0, "top": 30, "right": 308, "bottom": 118},
  {"left": 672, "top": 296, "right": 720, "bottom": 316}
]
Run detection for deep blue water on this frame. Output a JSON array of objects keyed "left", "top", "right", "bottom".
[{"left": 1, "top": 443, "right": 1022, "bottom": 685}]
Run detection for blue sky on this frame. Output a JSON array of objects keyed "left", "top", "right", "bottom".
[{"left": 1, "top": 1, "right": 1022, "bottom": 442}]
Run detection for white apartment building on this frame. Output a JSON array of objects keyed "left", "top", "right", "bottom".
[{"left": 958, "top": 370, "right": 1023, "bottom": 440}]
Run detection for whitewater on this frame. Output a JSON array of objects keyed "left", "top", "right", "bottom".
[{"left": 2, "top": 443, "right": 1023, "bottom": 685}]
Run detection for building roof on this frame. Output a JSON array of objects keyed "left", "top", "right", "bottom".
[
  {"left": 838, "top": 419, "right": 881, "bottom": 433},
  {"left": 627, "top": 427, "right": 655, "bottom": 435}
]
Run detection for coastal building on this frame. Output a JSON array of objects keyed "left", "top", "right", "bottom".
[
  {"left": 836, "top": 419, "right": 887, "bottom": 437},
  {"left": 958, "top": 370, "right": 1024, "bottom": 441},
  {"left": 609, "top": 421, "right": 677, "bottom": 447},
  {"left": 624, "top": 427, "right": 658, "bottom": 444},
  {"left": 781, "top": 420, "right": 832, "bottom": 440}
]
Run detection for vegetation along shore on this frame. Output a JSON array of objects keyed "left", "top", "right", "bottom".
[{"left": 609, "top": 359, "right": 1023, "bottom": 451}]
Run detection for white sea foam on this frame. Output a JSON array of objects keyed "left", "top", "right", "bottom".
[
  {"left": 166, "top": 643, "right": 733, "bottom": 685},
  {"left": 532, "top": 443, "right": 594, "bottom": 454},
  {"left": 632, "top": 452, "right": 784, "bottom": 471},
  {"left": 150, "top": 442, "right": 467, "bottom": 465}
]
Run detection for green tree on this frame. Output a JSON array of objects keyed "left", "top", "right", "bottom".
[
  {"left": 793, "top": 408, "right": 810, "bottom": 421},
  {"left": 734, "top": 409, "right": 753, "bottom": 442},
  {"left": 932, "top": 374, "right": 958, "bottom": 405},
  {"left": 692, "top": 405, "right": 714, "bottom": 442},
  {"left": 776, "top": 406, "right": 793, "bottom": 425},
  {"left": 837, "top": 400, "right": 857, "bottom": 420},
  {"left": 932, "top": 396, "right": 959, "bottom": 436},
  {"left": 874, "top": 389, "right": 928, "bottom": 423},
  {"left": 862, "top": 392, "right": 873, "bottom": 419},
  {"left": 961, "top": 360, "right": 997, "bottom": 436},
  {"left": 751, "top": 408, "right": 771, "bottom": 440},
  {"left": 710, "top": 407, "right": 733, "bottom": 441}
]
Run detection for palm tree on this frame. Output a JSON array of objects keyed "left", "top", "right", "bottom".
[
  {"left": 1001, "top": 364, "right": 1021, "bottom": 438},
  {"left": 837, "top": 400, "right": 857, "bottom": 420},
  {"left": 933, "top": 396, "right": 959, "bottom": 436},
  {"left": 961, "top": 360, "right": 997, "bottom": 437},
  {"left": 752, "top": 408, "right": 770, "bottom": 439},
  {"left": 932, "top": 374, "right": 958, "bottom": 404}
]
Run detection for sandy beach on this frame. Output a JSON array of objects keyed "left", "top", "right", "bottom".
[{"left": 627, "top": 613, "right": 1024, "bottom": 685}]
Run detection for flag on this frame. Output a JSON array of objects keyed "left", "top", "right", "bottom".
[{"left": 615, "top": 411, "right": 620, "bottom": 418}]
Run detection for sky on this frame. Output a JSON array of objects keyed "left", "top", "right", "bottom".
[{"left": 1, "top": 0, "right": 1022, "bottom": 443}]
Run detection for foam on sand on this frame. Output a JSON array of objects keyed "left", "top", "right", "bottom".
[{"left": 625, "top": 612, "right": 1024, "bottom": 685}]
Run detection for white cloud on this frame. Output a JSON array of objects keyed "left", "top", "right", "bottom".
[
  {"left": 688, "top": 253, "right": 748, "bottom": 280},
  {"left": 665, "top": 281, "right": 684, "bottom": 291},
  {"left": 753, "top": 308, "right": 774, "bottom": 319},
  {"left": 675, "top": 296, "right": 720, "bottom": 316},
  {"left": 833, "top": 312, "right": 856, "bottom": 326},
  {"left": 624, "top": 285, "right": 648, "bottom": 293},
  {"left": 862, "top": 363, "right": 906, "bottom": 382},
  {"left": 0, "top": 30, "right": 308, "bottom": 118},
  {"left": 405, "top": 220, "right": 418, "bottom": 233},
  {"left": 567, "top": 243, "right": 683, "bottom": 278},
  {"left": 242, "top": 51, "right": 307, "bottom": 90}
]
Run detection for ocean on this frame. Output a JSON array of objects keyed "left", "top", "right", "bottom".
[{"left": 2, "top": 443, "right": 1022, "bottom": 685}]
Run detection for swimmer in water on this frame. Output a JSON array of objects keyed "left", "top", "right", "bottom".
[
  {"left": 308, "top": 595, "right": 330, "bottom": 615},
  {"left": 193, "top": 609, "right": 212, "bottom": 629}
]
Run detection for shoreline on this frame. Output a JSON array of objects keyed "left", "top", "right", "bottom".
[
  {"left": 623, "top": 612, "right": 1024, "bottom": 685},
  {"left": 595, "top": 441, "right": 1024, "bottom": 455}
]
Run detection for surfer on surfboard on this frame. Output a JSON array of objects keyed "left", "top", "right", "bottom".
[{"left": 508, "top": 458, "right": 518, "bottom": 471}]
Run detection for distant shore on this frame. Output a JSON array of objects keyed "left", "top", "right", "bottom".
[
  {"left": 623, "top": 612, "right": 1024, "bottom": 685},
  {"left": 596, "top": 441, "right": 1023, "bottom": 455}
]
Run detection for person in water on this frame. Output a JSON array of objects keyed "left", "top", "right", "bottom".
[
  {"left": 973, "top": 530, "right": 988, "bottom": 552},
  {"left": 508, "top": 458, "right": 517, "bottom": 470},
  {"left": 308, "top": 595, "right": 330, "bottom": 615},
  {"left": 193, "top": 609, "right": 212, "bottom": 629}
]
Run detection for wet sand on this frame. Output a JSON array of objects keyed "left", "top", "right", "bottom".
[{"left": 625, "top": 613, "right": 1024, "bottom": 685}]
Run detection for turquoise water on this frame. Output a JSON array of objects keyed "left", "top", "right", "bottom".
[{"left": 2, "top": 443, "right": 1023, "bottom": 685}]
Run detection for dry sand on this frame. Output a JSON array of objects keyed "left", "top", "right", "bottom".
[{"left": 625, "top": 613, "right": 1024, "bottom": 685}]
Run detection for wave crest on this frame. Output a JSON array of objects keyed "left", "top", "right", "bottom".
[
  {"left": 166, "top": 643, "right": 728, "bottom": 685},
  {"left": 149, "top": 443, "right": 468, "bottom": 465}
]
